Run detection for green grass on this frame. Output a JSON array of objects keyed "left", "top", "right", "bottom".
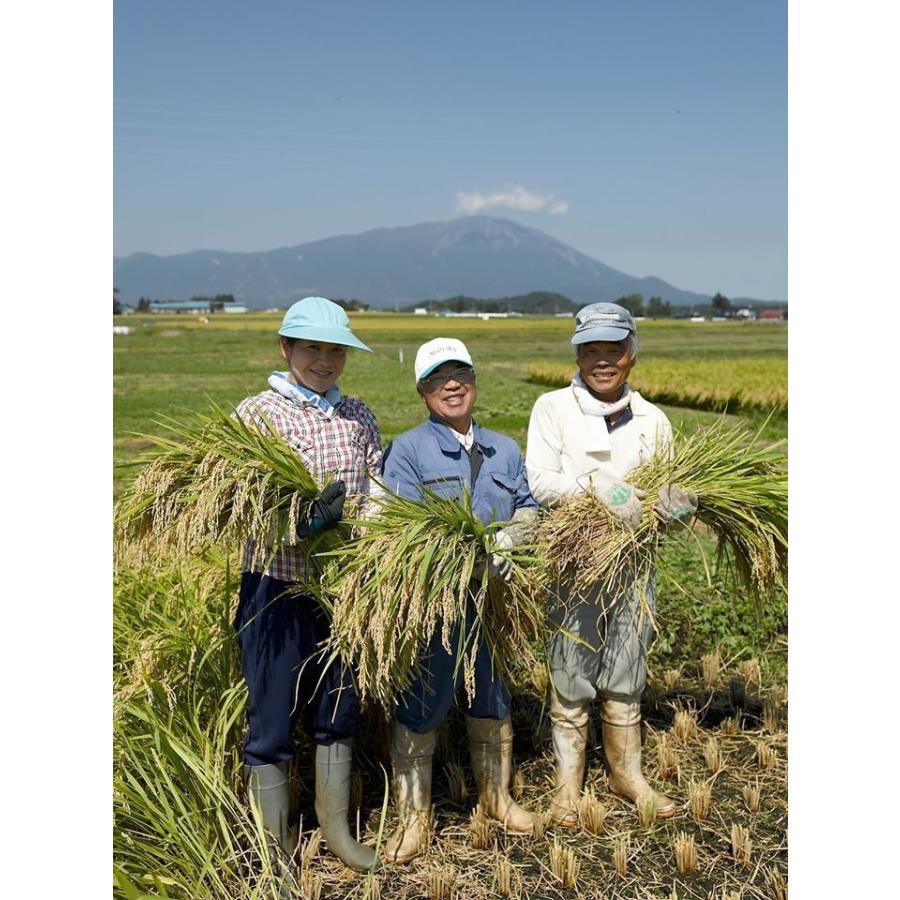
[
  {"left": 114, "top": 314, "right": 787, "bottom": 491},
  {"left": 113, "top": 312, "right": 788, "bottom": 898}
]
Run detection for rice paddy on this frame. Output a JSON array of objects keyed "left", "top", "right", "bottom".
[
  {"left": 113, "top": 313, "right": 787, "bottom": 898},
  {"left": 526, "top": 357, "right": 788, "bottom": 414}
]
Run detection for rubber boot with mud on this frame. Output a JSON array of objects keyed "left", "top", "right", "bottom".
[
  {"left": 314, "top": 739, "right": 379, "bottom": 872},
  {"left": 465, "top": 714, "right": 534, "bottom": 834},
  {"left": 384, "top": 722, "right": 435, "bottom": 864},
  {"left": 244, "top": 762, "right": 299, "bottom": 897},
  {"left": 548, "top": 693, "right": 590, "bottom": 827},
  {"left": 601, "top": 699, "right": 676, "bottom": 817}
]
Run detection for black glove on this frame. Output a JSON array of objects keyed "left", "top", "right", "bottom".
[{"left": 297, "top": 480, "right": 346, "bottom": 538}]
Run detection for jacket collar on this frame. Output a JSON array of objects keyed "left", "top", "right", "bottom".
[
  {"left": 628, "top": 389, "right": 651, "bottom": 416},
  {"left": 427, "top": 415, "right": 495, "bottom": 455}
]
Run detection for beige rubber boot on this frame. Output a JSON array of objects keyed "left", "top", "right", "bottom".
[
  {"left": 601, "top": 699, "right": 676, "bottom": 817},
  {"left": 384, "top": 722, "right": 436, "bottom": 864},
  {"left": 548, "top": 693, "right": 590, "bottom": 827},
  {"left": 465, "top": 715, "right": 534, "bottom": 834},
  {"left": 314, "top": 739, "right": 379, "bottom": 872}
]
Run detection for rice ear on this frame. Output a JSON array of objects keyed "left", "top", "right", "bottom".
[
  {"left": 114, "top": 404, "right": 339, "bottom": 579},
  {"left": 321, "top": 486, "right": 550, "bottom": 708},
  {"left": 536, "top": 419, "right": 787, "bottom": 601}
]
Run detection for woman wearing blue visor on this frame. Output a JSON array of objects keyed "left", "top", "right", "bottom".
[{"left": 233, "top": 297, "right": 381, "bottom": 873}]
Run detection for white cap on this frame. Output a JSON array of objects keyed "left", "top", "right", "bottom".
[{"left": 414, "top": 337, "right": 474, "bottom": 382}]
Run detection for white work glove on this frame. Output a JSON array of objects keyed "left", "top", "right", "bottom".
[
  {"left": 592, "top": 479, "right": 646, "bottom": 530},
  {"left": 654, "top": 484, "right": 699, "bottom": 525},
  {"left": 477, "top": 507, "right": 539, "bottom": 582}
]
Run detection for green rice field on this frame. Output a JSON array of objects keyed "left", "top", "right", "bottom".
[
  {"left": 113, "top": 313, "right": 788, "bottom": 900},
  {"left": 114, "top": 314, "right": 787, "bottom": 490}
]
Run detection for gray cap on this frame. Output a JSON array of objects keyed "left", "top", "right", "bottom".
[{"left": 571, "top": 302, "right": 636, "bottom": 345}]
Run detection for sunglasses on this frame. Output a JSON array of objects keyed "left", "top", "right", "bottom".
[{"left": 420, "top": 366, "right": 476, "bottom": 390}]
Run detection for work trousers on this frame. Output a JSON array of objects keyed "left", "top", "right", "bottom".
[
  {"left": 395, "top": 606, "right": 511, "bottom": 734},
  {"left": 547, "top": 573, "right": 657, "bottom": 705},
  {"left": 234, "top": 571, "right": 360, "bottom": 766}
]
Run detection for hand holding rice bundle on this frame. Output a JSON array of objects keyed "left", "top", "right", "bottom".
[
  {"left": 114, "top": 402, "right": 350, "bottom": 574},
  {"left": 342, "top": 337, "right": 543, "bottom": 864},
  {"left": 536, "top": 419, "right": 787, "bottom": 599},
  {"left": 322, "top": 487, "right": 547, "bottom": 709}
]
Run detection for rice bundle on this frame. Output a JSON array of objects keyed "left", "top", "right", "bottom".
[
  {"left": 114, "top": 403, "right": 345, "bottom": 573},
  {"left": 321, "top": 487, "right": 548, "bottom": 707},
  {"left": 538, "top": 419, "right": 787, "bottom": 598}
]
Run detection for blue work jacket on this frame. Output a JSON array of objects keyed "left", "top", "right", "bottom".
[{"left": 381, "top": 416, "right": 538, "bottom": 526}]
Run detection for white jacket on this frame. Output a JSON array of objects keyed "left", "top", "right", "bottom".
[{"left": 525, "top": 385, "right": 672, "bottom": 504}]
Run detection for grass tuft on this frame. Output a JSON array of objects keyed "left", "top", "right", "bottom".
[
  {"left": 578, "top": 787, "right": 608, "bottom": 835},
  {"left": 663, "top": 666, "right": 683, "bottom": 691},
  {"left": 494, "top": 853, "right": 513, "bottom": 897},
  {"left": 674, "top": 708, "right": 699, "bottom": 744},
  {"left": 674, "top": 831, "right": 698, "bottom": 875},
  {"left": 730, "top": 823, "right": 753, "bottom": 867},
  {"left": 638, "top": 795, "right": 658, "bottom": 827},
  {"left": 613, "top": 836, "right": 630, "bottom": 877},
  {"left": 469, "top": 803, "right": 495, "bottom": 850},
  {"left": 766, "top": 865, "right": 788, "bottom": 900},
  {"left": 656, "top": 732, "right": 680, "bottom": 783},
  {"left": 703, "top": 736, "right": 725, "bottom": 774},
  {"left": 688, "top": 779, "right": 713, "bottom": 822},
  {"left": 701, "top": 650, "right": 722, "bottom": 688},
  {"left": 756, "top": 742, "right": 778, "bottom": 771},
  {"left": 720, "top": 716, "right": 740, "bottom": 737},
  {"left": 742, "top": 779, "right": 761, "bottom": 813},
  {"left": 429, "top": 865, "right": 457, "bottom": 900},
  {"left": 550, "top": 839, "right": 581, "bottom": 888}
]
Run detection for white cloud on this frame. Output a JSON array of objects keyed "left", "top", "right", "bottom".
[{"left": 455, "top": 184, "right": 569, "bottom": 216}]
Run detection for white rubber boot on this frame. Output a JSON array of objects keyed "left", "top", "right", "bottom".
[
  {"left": 466, "top": 715, "right": 534, "bottom": 834},
  {"left": 314, "top": 739, "right": 379, "bottom": 871},
  {"left": 549, "top": 693, "right": 590, "bottom": 827},
  {"left": 602, "top": 699, "right": 676, "bottom": 817},
  {"left": 384, "top": 722, "right": 435, "bottom": 864}
]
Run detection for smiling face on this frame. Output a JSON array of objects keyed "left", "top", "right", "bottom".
[
  {"left": 576, "top": 339, "right": 634, "bottom": 401},
  {"left": 280, "top": 337, "right": 347, "bottom": 394},
  {"left": 417, "top": 360, "right": 477, "bottom": 434}
]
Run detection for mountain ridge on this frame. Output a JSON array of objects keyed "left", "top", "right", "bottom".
[{"left": 113, "top": 216, "right": 783, "bottom": 308}]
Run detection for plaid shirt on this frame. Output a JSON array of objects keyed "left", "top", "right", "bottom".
[{"left": 236, "top": 380, "right": 382, "bottom": 582}]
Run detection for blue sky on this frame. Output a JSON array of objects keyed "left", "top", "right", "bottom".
[{"left": 115, "top": 0, "right": 787, "bottom": 299}]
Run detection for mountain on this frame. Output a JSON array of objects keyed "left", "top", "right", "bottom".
[{"left": 113, "top": 216, "right": 769, "bottom": 308}]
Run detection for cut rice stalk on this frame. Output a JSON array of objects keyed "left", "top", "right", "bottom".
[
  {"left": 536, "top": 418, "right": 787, "bottom": 601},
  {"left": 114, "top": 403, "right": 347, "bottom": 582},
  {"left": 320, "top": 486, "right": 549, "bottom": 708}
]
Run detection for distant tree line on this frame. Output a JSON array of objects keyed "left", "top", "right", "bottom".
[
  {"left": 330, "top": 298, "right": 371, "bottom": 311},
  {"left": 408, "top": 292, "right": 578, "bottom": 315}
]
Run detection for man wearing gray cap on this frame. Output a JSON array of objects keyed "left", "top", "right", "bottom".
[{"left": 525, "top": 302, "right": 697, "bottom": 825}]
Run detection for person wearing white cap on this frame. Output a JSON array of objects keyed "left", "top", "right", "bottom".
[
  {"left": 232, "top": 297, "right": 381, "bottom": 877},
  {"left": 525, "top": 302, "right": 698, "bottom": 826},
  {"left": 379, "top": 337, "right": 539, "bottom": 863}
]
